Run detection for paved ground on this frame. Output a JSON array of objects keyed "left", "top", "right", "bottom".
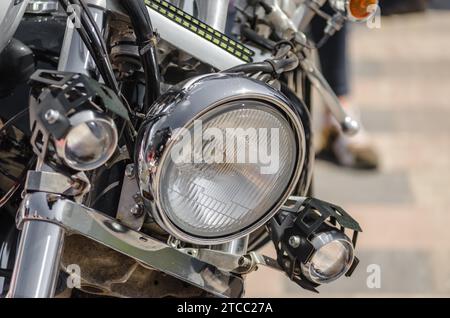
[{"left": 245, "top": 9, "right": 450, "bottom": 297}]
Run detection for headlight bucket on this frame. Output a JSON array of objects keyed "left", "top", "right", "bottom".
[{"left": 136, "top": 73, "right": 309, "bottom": 245}]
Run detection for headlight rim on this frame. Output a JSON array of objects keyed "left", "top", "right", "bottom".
[{"left": 137, "top": 74, "right": 307, "bottom": 245}]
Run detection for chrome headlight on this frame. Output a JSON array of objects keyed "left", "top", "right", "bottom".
[
  {"left": 137, "top": 74, "right": 308, "bottom": 244},
  {"left": 301, "top": 231, "right": 354, "bottom": 284},
  {"left": 330, "top": 0, "right": 379, "bottom": 22},
  {"left": 54, "top": 110, "right": 118, "bottom": 171}
]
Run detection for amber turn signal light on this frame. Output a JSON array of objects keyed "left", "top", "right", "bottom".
[{"left": 349, "top": 0, "right": 379, "bottom": 20}]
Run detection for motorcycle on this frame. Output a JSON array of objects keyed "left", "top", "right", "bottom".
[{"left": 0, "top": 0, "right": 375, "bottom": 298}]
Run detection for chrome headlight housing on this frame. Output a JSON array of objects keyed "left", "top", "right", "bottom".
[{"left": 136, "top": 74, "right": 309, "bottom": 244}]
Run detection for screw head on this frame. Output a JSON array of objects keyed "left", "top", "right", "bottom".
[
  {"left": 125, "top": 164, "right": 135, "bottom": 178},
  {"left": 288, "top": 235, "right": 301, "bottom": 248},
  {"left": 133, "top": 192, "right": 143, "bottom": 203},
  {"left": 44, "top": 109, "right": 60, "bottom": 124},
  {"left": 130, "top": 204, "right": 143, "bottom": 218},
  {"left": 238, "top": 256, "right": 252, "bottom": 269}
]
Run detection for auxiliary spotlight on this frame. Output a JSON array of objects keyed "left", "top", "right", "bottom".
[
  {"left": 29, "top": 70, "right": 129, "bottom": 171},
  {"left": 269, "top": 197, "right": 362, "bottom": 291}
]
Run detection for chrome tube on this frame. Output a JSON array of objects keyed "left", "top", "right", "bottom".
[
  {"left": 8, "top": 160, "right": 67, "bottom": 298},
  {"left": 8, "top": 4, "right": 108, "bottom": 298},
  {"left": 300, "top": 58, "right": 360, "bottom": 135},
  {"left": 195, "top": 0, "right": 230, "bottom": 32},
  {"left": 7, "top": 222, "right": 64, "bottom": 298},
  {"left": 213, "top": 236, "right": 249, "bottom": 255},
  {"left": 0, "top": 0, "right": 30, "bottom": 53},
  {"left": 26, "top": 0, "right": 59, "bottom": 14},
  {"left": 58, "top": 6, "right": 106, "bottom": 75},
  {"left": 292, "top": 0, "right": 327, "bottom": 32}
]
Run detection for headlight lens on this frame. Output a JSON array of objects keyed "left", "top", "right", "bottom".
[
  {"left": 301, "top": 231, "right": 354, "bottom": 284},
  {"left": 57, "top": 110, "right": 118, "bottom": 171},
  {"left": 159, "top": 101, "right": 298, "bottom": 238}
]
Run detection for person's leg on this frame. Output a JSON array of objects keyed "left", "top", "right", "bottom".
[{"left": 311, "top": 3, "right": 379, "bottom": 169}]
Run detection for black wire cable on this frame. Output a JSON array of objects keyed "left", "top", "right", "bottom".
[
  {"left": 0, "top": 108, "right": 29, "bottom": 137},
  {"left": 224, "top": 62, "right": 276, "bottom": 75},
  {"left": 121, "top": 0, "right": 161, "bottom": 112},
  {"left": 0, "top": 268, "right": 12, "bottom": 278},
  {"left": 0, "top": 108, "right": 36, "bottom": 207},
  {"left": 78, "top": 0, "right": 119, "bottom": 92},
  {"left": 77, "top": 0, "right": 109, "bottom": 57},
  {"left": 0, "top": 109, "right": 33, "bottom": 182},
  {"left": 59, "top": 0, "right": 138, "bottom": 155},
  {"left": 241, "top": 25, "right": 277, "bottom": 51}
]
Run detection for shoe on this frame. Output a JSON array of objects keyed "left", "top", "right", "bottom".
[{"left": 317, "top": 108, "right": 379, "bottom": 170}]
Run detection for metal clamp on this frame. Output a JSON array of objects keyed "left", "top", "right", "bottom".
[
  {"left": 116, "top": 164, "right": 146, "bottom": 230},
  {"left": 26, "top": 0, "right": 59, "bottom": 14},
  {"left": 175, "top": 240, "right": 282, "bottom": 275},
  {"left": 25, "top": 170, "right": 90, "bottom": 201},
  {"left": 16, "top": 192, "right": 244, "bottom": 298}
]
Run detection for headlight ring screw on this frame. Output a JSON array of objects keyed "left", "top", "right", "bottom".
[{"left": 130, "top": 203, "right": 144, "bottom": 218}]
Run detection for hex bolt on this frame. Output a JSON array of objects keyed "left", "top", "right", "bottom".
[
  {"left": 238, "top": 256, "right": 252, "bottom": 269},
  {"left": 125, "top": 164, "right": 135, "bottom": 179},
  {"left": 288, "top": 235, "right": 301, "bottom": 248},
  {"left": 284, "top": 259, "right": 291, "bottom": 269},
  {"left": 70, "top": 180, "right": 83, "bottom": 191},
  {"left": 133, "top": 192, "right": 143, "bottom": 204},
  {"left": 186, "top": 249, "right": 198, "bottom": 257},
  {"left": 130, "top": 204, "right": 143, "bottom": 218},
  {"left": 44, "top": 109, "right": 60, "bottom": 124}
]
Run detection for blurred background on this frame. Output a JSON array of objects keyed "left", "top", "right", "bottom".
[{"left": 246, "top": 0, "right": 450, "bottom": 297}]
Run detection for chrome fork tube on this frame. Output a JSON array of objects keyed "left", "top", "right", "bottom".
[
  {"left": 7, "top": 222, "right": 65, "bottom": 298},
  {"left": 8, "top": 4, "right": 107, "bottom": 297},
  {"left": 213, "top": 236, "right": 249, "bottom": 255},
  {"left": 58, "top": 5, "right": 106, "bottom": 75},
  {"left": 8, "top": 161, "right": 67, "bottom": 298}
]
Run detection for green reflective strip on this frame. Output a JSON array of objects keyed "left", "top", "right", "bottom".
[{"left": 144, "top": 0, "right": 254, "bottom": 63}]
